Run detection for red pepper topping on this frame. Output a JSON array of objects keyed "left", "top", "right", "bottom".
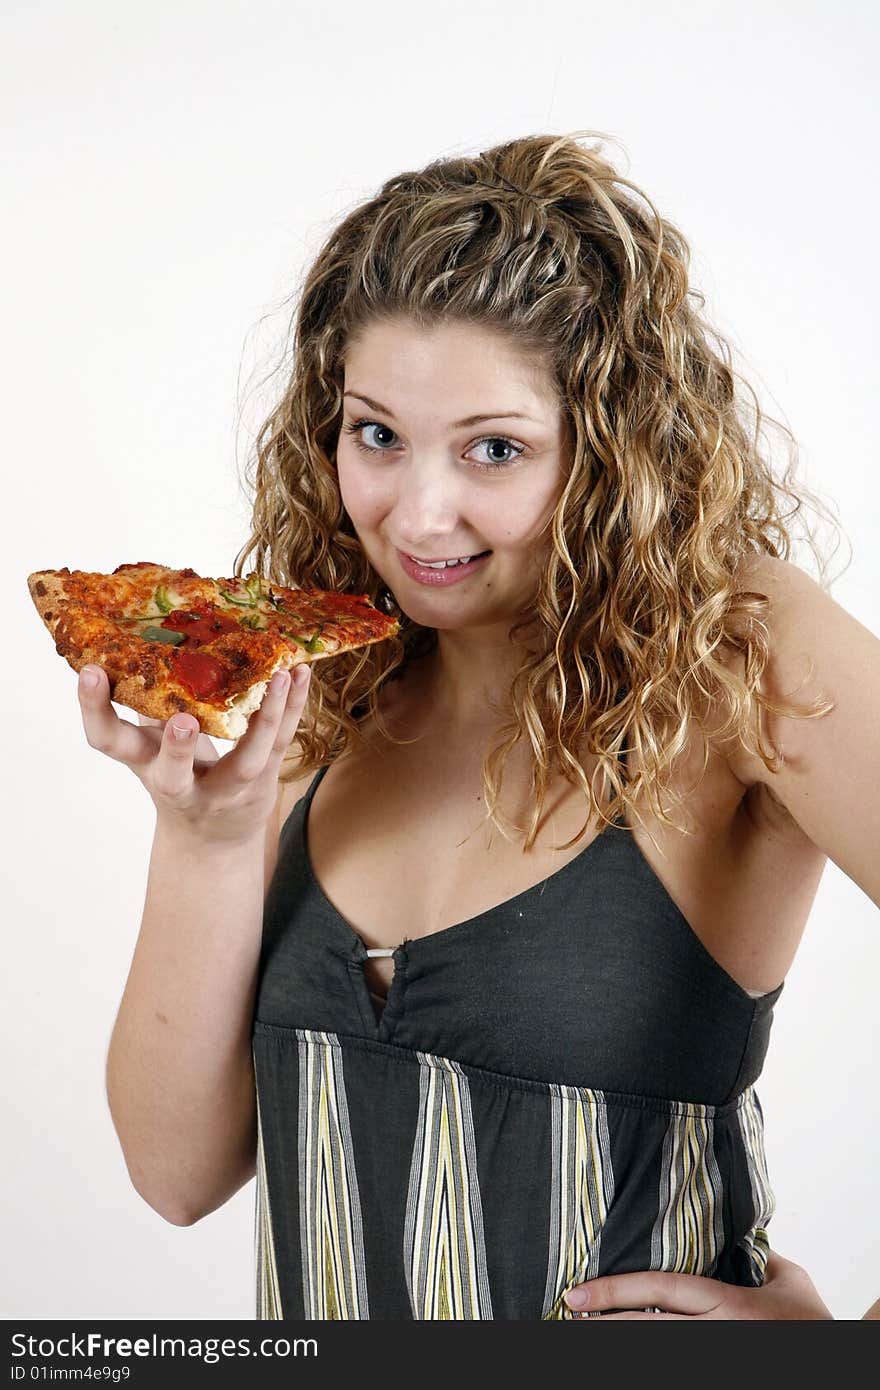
[
  {"left": 170, "top": 648, "right": 229, "bottom": 700},
  {"left": 161, "top": 606, "right": 239, "bottom": 648}
]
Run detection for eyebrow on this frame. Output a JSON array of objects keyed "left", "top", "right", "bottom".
[{"left": 343, "top": 391, "right": 542, "bottom": 429}]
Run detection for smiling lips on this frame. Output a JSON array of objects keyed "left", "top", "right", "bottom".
[{"left": 397, "top": 549, "right": 492, "bottom": 585}]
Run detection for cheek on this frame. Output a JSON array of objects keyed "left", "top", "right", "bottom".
[
  {"left": 491, "top": 486, "right": 560, "bottom": 549},
  {"left": 337, "top": 455, "right": 390, "bottom": 525},
  {"left": 526, "top": 476, "right": 565, "bottom": 543}
]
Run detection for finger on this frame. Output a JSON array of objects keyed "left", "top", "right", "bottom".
[
  {"left": 565, "top": 1271, "right": 724, "bottom": 1317},
  {"left": 574, "top": 1310, "right": 691, "bottom": 1320},
  {"left": 270, "top": 663, "right": 312, "bottom": 763},
  {"left": 149, "top": 709, "right": 202, "bottom": 798},
  {"left": 78, "top": 665, "right": 157, "bottom": 766},
  {"left": 213, "top": 664, "right": 311, "bottom": 788},
  {"left": 136, "top": 708, "right": 218, "bottom": 768}
]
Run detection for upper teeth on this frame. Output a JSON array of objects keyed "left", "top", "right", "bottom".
[{"left": 414, "top": 554, "right": 479, "bottom": 568}]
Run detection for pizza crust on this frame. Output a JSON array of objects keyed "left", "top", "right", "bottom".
[{"left": 105, "top": 662, "right": 297, "bottom": 739}]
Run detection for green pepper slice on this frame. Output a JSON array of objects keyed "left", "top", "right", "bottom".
[{"left": 141, "top": 626, "right": 185, "bottom": 645}]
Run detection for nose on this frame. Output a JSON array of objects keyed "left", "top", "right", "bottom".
[{"left": 387, "top": 455, "right": 463, "bottom": 549}]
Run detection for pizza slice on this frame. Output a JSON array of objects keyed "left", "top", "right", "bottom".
[{"left": 28, "top": 561, "right": 400, "bottom": 739}]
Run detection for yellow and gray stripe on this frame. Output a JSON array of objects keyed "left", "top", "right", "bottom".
[
  {"left": 403, "top": 1051, "right": 493, "bottom": 1319},
  {"left": 650, "top": 1102, "right": 725, "bottom": 1275},
  {"left": 298, "top": 1030, "right": 370, "bottom": 1319},
  {"left": 542, "top": 1084, "right": 614, "bottom": 1319},
  {"left": 736, "top": 1085, "right": 776, "bottom": 1281}
]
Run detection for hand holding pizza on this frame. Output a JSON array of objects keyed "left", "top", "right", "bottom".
[{"left": 77, "top": 661, "right": 311, "bottom": 847}]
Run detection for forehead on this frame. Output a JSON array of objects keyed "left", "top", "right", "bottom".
[{"left": 343, "top": 318, "right": 558, "bottom": 413}]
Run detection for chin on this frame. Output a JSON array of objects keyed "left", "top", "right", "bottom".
[{"left": 397, "top": 597, "right": 524, "bottom": 635}]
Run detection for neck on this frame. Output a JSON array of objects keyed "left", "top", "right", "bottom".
[{"left": 404, "top": 624, "right": 537, "bottom": 733}]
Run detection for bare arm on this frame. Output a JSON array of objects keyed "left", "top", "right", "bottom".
[
  {"left": 76, "top": 660, "right": 312, "bottom": 1225},
  {"left": 105, "top": 823, "right": 268, "bottom": 1225},
  {"left": 106, "top": 751, "right": 314, "bottom": 1225}
]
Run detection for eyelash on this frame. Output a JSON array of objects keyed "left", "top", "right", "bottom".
[{"left": 342, "top": 417, "right": 526, "bottom": 471}]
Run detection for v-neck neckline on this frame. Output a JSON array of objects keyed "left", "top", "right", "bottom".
[
  {"left": 283, "top": 753, "right": 783, "bottom": 1036},
  {"left": 298, "top": 762, "right": 629, "bottom": 1038},
  {"left": 297, "top": 761, "right": 626, "bottom": 954}
]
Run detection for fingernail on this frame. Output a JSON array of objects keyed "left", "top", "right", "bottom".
[
  {"left": 171, "top": 720, "right": 193, "bottom": 740},
  {"left": 565, "top": 1288, "right": 589, "bottom": 1309},
  {"left": 80, "top": 668, "right": 99, "bottom": 689},
  {"left": 270, "top": 670, "right": 290, "bottom": 694}
]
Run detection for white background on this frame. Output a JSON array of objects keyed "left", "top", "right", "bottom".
[{"left": 4, "top": 0, "right": 878, "bottom": 1321}]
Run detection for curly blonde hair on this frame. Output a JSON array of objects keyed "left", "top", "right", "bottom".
[{"left": 233, "top": 128, "right": 846, "bottom": 851}]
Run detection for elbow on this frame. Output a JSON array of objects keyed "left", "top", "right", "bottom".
[
  {"left": 135, "top": 1184, "right": 203, "bottom": 1227},
  {"left": 107, "top": 1115, "right": 208, "bottom": 1226},
  {"left": 106, "top": 1099, "right": 257, "bottom": 1228},
  {"left": 116, "top": 1150, "right": 207, "bottom": 1227},
  {"left": 159, "top": 1207, "right": 201, "bottom": 1228},
  {"left": 130, "top": 1169, "right": 251, "bottom": 1227}
]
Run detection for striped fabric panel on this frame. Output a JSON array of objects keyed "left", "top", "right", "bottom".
[
  {"left": 542, "top": 1084, "right": 615, "bottom": 1320},
  {"left": 298, "top": 1031, "right": 370, "bottom": 1319},
  {"left": 650, "top": 1102, "right": 725, "bottom": 1278},
  {"left": 736, "top": 1085, "right": 776, "bottom": 1282},
  {"left": 254, "top": 1078, "right": 283, "bottom": 1320},
  {"left": 254, "top": 1026, "right": 778, "bottom": 1318},
  {"left": 403, "top": 1052, "right": 493, "bottom": 1319}
]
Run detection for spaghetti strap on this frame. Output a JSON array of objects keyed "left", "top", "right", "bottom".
[
  {"left": 304, "top": 763, "right": 331, "bottom": 807},
  {"left": 278, "top": 762, "right": 330, "bottom": 843}
]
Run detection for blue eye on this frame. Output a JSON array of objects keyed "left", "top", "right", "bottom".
[
  {"left": 342, "top": 417, "right": 525, "bottom": 472},
  {"left": 344, "top": 419, "right": 397, "bottom": 452}
]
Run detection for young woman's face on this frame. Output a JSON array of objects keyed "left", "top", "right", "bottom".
[{"left": 337, "top": 318, "right": 569, "bottom": 633}]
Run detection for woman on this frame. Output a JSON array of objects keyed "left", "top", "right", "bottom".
[{"left": 90, "top": 131, "right": 878, "bottom": 1318}]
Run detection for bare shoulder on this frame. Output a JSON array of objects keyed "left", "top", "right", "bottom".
[
  {"left": 725, "top": 551, "right": 880, "bottom": 904},
  {"left": 714, "top": 552, "right": 838, "bottom": 826},
  {"left": 709, "top": 551, "right": 790, "bottom": 787}
]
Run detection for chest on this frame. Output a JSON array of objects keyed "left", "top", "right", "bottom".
[{"left": 286, "top": 735, "right": 827, "bottom": 1008}]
